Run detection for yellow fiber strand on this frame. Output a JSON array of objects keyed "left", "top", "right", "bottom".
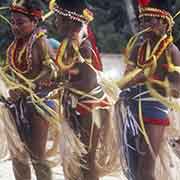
[
  {"left": 146, "top": 55, "right": 157, "bottom": 75},
  {"left": 0, "top": 7, "right": 9, "bottom": 10},
  {"left": 124, "top": 27, "right": 151, "bottom": 66},
  {"left": 137, "top": 34, "right": 173, "bottom": 74},
  {"left": 149, "top": 78, "right": 169, "bottom": 89},
  {"left": 146, "top": 82, "right": 180, "bottom": 111},
  {"left": 36, "top": 32, "right": 45, "bottom": 39},
  {"left": 56, "top": 39, "right": 75, "bottom": 71},
  {"left": 126, "top": 36, "right": 138, "bottom": 54},
  {"left": 42, "top": 11, "right": 54, "bottom": 21},
  {"left": 168, "top": 64, "right": 180, "bottom": 73},
  {"left": 138, "top": 98, "right": 156, "bottom": 160},
  {"left": 7, "top": 66, "right": 35, "bottom": 89},
  {"left": 49, "top": 0, "right": 56, "bottom": 11},
  {"left": 0, "top": 14, "right": 11, "bottom": 26},
  {"left": 116, "top": 68, "right": 142, "bottom": 89},
  {"left": 173, "top": 11, "right": 180, "bottom": 19},
  {"left": 165, "top": 49, "right": 180, "bottom": 73},
  {"left": 127, "top": 27, "right": 151, "bottom": 51},
  {"left": 0, "top": 69, "right": 60, "bottom": 126},
  {"left": 68, "top": 87, "right": 109, "bottom": 104}
]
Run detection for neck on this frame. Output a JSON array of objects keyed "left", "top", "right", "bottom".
[
  {"left": 15, "top": 28, "right": 36, "bottom": 42},
  {"left": 16, "top": 36, "right": 29, "bottom": 43},
  {"left": 144, "top": 30, "right": 167, "bottom": 40},
  {"left": 62, "top": 26, "right": 81, "bottom": 40}
]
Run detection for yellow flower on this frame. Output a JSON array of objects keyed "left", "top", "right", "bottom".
[
  {"left": 83, "top": 8, "right": 94, "bottom": 22},
  {"left": 49, "top": 0, "right": 56, "bottom": 11}
]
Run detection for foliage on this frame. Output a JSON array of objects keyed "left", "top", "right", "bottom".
[
  {"left": 0, "top": 0, "right": 130, "bottom": 57},
  {"left": 1, "top": 0, "right": 180, "bottom": 57},
  {"left": 173, "top": 1, "right": 180, "bottom": 49},
  {"left": 89, "top": 0, "right": 132, "bottom": 53}
]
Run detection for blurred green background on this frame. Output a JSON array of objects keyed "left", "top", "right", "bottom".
[{"left": 1, "top": 0, "right": 180, "bottom": 63}]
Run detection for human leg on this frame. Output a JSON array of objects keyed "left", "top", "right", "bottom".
[
  {"left": 29, "top": 114, "right": 52, "bottom": 180},
  {"left": 79, "top": 113, "right": 100, "bottom": 180},
  {"left": 136, "top": 124, "right": 165, "bottom": 180}
]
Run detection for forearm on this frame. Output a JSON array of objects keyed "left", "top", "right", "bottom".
[
  {"left": 120, "top": 70, "right": 147, "bottom": 89},
  {"left": 68, "top": 80, "right": 90, "bottom": 91},
  {"left": 33, "top": 66, "right": 59, "bottom": 91},
  {"left": 168, "top": 72, "right": 180, "bottom": 90},
  {"left": 34, "top": 68, "right": 51, "bottom": 83}
]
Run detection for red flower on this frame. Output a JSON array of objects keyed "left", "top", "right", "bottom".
[{"left": 138, "top": 0, "right": 151, "bottom": 7}]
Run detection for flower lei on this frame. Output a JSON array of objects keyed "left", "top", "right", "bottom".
[
  {"left": 137, "top": 34, "right": 173, "bottom": 75},
  {"left": 55, "top": 38, "right": 81, "bottom": 71},
  {"left": 7, "top": 28, "right": 45, "bottom": 74}
]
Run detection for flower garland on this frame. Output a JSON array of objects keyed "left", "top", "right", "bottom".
[
  {"left": 119, "top": 31, "right": 180, "bottom": 111},
  {"left": 55, "top": 38, "right": 75, "bottom": 71},
  {"left": 7, "top": 40, "right": 32, "bottom": 74},
  {"left": 137, "top": 34, "right": 173, "bottom": 74},
  {"left": 55, "top": 38, "right": 84, "bottom": 71},
  {"left": 7, "top": 28, "right": 45, "bottom": 74}
]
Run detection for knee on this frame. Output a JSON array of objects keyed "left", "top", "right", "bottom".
[
  {"left": 32, "top": 160, "right": 52, "bottom": 180},
  {"left": 30, "top": 146, "right": 47, "bottom": 161},
  {"left": 138, "top": 168, "right": 155, "bottom": 180},
  {"left": 32, "top": 159, "right": 50, "bottom": 169},
  {"left": 12, "top": 158, "right": 31, "bottom": 180},
  {"left": 12, "top": 158, "right": 29, "bottom": 168},
  {"left": 137, "top": 156, "right": 156, "bottom": 180}
]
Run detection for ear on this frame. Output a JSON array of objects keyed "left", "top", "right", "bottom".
[
  {"left": 31, "top": 20, "right": 37, "bottom": 27},
  {"left": 32, "top": 17, "right": 38, "bottom": 25}
]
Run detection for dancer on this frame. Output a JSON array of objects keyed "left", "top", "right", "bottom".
[
  {"left": 116, "top": 0, "right": 180, "bottom": 180},
  {"left": 48, "top": 0, "right": 118, "bottom": 179},
  {"left": 1, "top": 0, "right": 58, "bottom": 179}
]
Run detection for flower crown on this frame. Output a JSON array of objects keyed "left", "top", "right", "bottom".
[
  {"left": 10, "top": 0, "right": 43, "bottom": 19},
  {"left": 49, "top": 0, "right": 94, "bottom": 24},
  {"left": 138, "top": 0, "right": 174, "bottom": 31}
]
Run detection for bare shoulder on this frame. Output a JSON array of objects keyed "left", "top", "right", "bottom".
[
  {"left": 169, "top": 43, "right": 180, "bottom": 54},
  {"left": 128, "top": 37, "right": 143, "bottom": 65},
  {"left": 33, "top": 35, "right": 49, "bottom": 52},
  {"left": 129, "top": 44, "right": 139, "bottom": 60},
  {"left": 32, "top": 35, "right": 50, "bottom": 62},
  {"left": 80, "top": 39, "right": 92, "bottom": 59},
  {"left": 168, "top": 43, "right": 180, "bottom": 66}
]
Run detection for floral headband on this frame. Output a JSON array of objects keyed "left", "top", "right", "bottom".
[
  {"left": 138, "top": 0, "right": 175, "bottom": 31},
  {"left": 49, "top": 0, "right": 94, "bottom": 24},
  {"left": 10, "top": 0, "right": 43, "bottom": 19},
  {"left": 10, "top": 5, "right": 43, "bottom": 19}
]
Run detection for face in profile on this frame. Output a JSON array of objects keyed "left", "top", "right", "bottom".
[
  {"left": 11, "top": 12, "right": 37, "bottom": 39},
  {"left": 55, "top": 14, "right": 69, "bottom": 35},
  {"left": 54, "top": 13, "right": 81, "bottom": 38},
  {"left": 140, "top": 16, "right": 168, "bottom": 36}
]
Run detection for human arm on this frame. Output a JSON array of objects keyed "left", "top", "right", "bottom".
[
  {"left": 119, "top": 45, "right": 147, "bottom": 89},
  {"left": 67, "top": 39, "right": 98, "bottom": 92},
  {"left": 31, "top": 36, "right": 59, "bottom": 88},
  {"left": 167, "top": 44, "right": 180, "bottom": 97}
]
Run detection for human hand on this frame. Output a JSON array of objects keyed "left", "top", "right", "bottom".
[
  {"left": 8, "top": 88, "right": 27, "bottom": 102},
  {"left": 171, "top": 88, "right": 180, "bottom": 98}
]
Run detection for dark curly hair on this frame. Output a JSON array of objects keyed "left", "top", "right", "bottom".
[
  {"left": 11, "top": 0, "right": 44, "bottom": 21},
  {"left": 15, "top": 0, "right": 42, "bottom": 11},
  {"left": 56, "top": 0, "right": 87, "bottom": 13}
]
